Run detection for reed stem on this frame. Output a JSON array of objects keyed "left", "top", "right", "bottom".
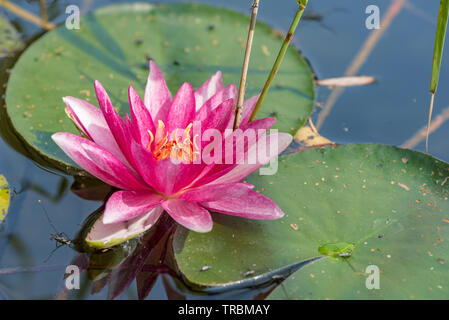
[
  {"left": 234, "top": 0, "right": 260, "bottom": 129},
  {"left": 0, "top": 0, "right": 55, "bottom": 30},
  {"left": 249, "top": 0, "right": 308, "bottom": 122}
]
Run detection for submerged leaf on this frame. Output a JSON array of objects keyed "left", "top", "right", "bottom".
[{"left": 0, "top": 15, "right": 23, "bottom": 57}]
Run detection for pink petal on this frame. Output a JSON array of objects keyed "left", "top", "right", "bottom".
[
  {"left": 239, "top": 94, "right": 260, "bottom": 127},
  {"left": 103, "top": 190, "right": 164, "bottom": 224},
  {"left": 195, "top": 98, "right": 234, "bottom": 146},
  {"left": 63, "top": 96, "right": 129, "bottom": 166},
  {"left": 87, "top": 206, "right": 163, "bottom": 247},
  {"left": 199, "top": 84, "right": 237, "bottom": 113},
  {"left": 95, "top": 81, "right": 135, "bottom": 167},
  {"left": 188, "top": 118, "right": 278, "bottom": 188},
  {"left": 169, "top": 100, "right": 235, "bottom": 192},
  {"left": 210, "top": 132, "right": 293, "bottom": 185},
  {"left": 166, "top": 82, "right": 196, "bottom": 133},
  {"left": 129, "top": 85, "right": 155, "bottom": 146},
  {"left": 201, "top": 188, "right": 284, "bottom": 220},
  {"left": 52, "top": 132, "right": 149, "bottom": 191},
  {"left": 145, "top": 61, "right": 172, "bottom": 124},
  {"left": 195, "top": 71, "right": 222, "bottom": 110},
  {"left": 129, "top": 140, "right": 178, "bottom": 194},
  {"left": 162, "top": 199, "right": 212, "bottom": 233},
  {"left": 179, "top": 183, "right": 253, "bottom": 202}
]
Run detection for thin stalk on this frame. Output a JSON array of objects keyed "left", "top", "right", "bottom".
[
  {"left": 402, "top": 103, "right": 449, "bottom": 149},
  {"left": 425, "top": 93, "right": 436, "bottom": 152},
  {"left": 426, "top": 0, "right": 449, "bottom": 152},
  {"left": 39, "top": 0, "right": 47, "bottom": 24},
  {"left": 0, "top": 0, "right": 56, "bottom": 30},
  {"left": 234, "top": 0, "right": 260, "bottom": 129},
  {"left": 249, "top": 0, "right": 308, "bottom": 122}
]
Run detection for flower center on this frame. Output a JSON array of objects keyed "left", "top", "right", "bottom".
[{"left": 147, "top": 120, "right": 199, "bottom": 163}]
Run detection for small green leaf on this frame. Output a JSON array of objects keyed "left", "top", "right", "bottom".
[
  {"left": 0, "top": 174, "right": 10, "bottom": 222},
  {"left": 318, "top": 242, "right": 355, "bottom": 258}
]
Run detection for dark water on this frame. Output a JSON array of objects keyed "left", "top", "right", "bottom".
[{"left": 0, "top": 0, "right": 446, "bottom": 299}]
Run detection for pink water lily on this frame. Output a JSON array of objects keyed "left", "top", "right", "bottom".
[{"left": 52, "top": 61, "right": 292, "bottom": 238}]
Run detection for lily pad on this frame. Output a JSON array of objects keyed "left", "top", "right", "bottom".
[
  {"left": 5, "top": 2, "right": 315, "bottom": 174},
  {"left": 173, "top": 144, "right": 449, "bottom": 299},
  {"left": 0, "top": 175, "right": 10, "bottom": 221},
  {"left": 0, "top": 15, "right": 23, "bottom": 57}
]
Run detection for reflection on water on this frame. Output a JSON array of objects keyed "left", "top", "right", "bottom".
[{"left": 0, "top": 0, "right": 447, "bottom": 299}]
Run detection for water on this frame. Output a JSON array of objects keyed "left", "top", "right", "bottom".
[{"left": 0, "top": 0, "right": 446, "bottom": 299}]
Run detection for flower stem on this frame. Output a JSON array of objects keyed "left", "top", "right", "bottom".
[
  {"left": 234, "top": 0, "right": 260, "bottom": 129},
  {"left": 249, "top": 0, "right": 308, "bottom": 122}
]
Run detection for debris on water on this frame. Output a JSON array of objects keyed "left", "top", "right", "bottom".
[
  {"left": 316, "top": 76, "right": 375, "bottom": 87},
  {"left": 243, "top": 270, "right": 255, "bottom": 277},
  {"left": 397, "top": 182, "right": 411, "bottom": 191},
  {"left": 200, "top": 265, "right": 212, "bottom": 272},
  {"left": 337, "top": 252, "right": 352, "bottom": 258}
]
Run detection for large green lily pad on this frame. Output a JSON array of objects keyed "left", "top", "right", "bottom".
[
  {"left": 0, "top": 175, "right": 10, "bottom": 221},
  {"left": 5, "top": 2, "right": 315, "bottom": 174},
  {"left": 173, "top": 144, "right": 449, "bottom": 299}
]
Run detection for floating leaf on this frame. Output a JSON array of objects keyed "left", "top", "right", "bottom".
[
  {"left": 173, "top": 144, "right": 449, "bottom": 299},
  {"left": 5, "top": 3, "right": 315, "bottom": 174},
  {"left": 0, "top": 15, "right": 23, "bottom": 57},
  {"left": 0, "top": 175, "right": 10, "bottom": 221}
]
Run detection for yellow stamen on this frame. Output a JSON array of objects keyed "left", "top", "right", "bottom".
[{"left": 147, "top": 121, "right": 199, "bottom": 163}]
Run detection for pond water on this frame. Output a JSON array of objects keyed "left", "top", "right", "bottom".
[{"left": 0, "top": 0, "right": 447, "bottom": 299}]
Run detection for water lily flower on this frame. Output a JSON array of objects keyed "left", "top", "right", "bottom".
[{"left": 52, "top": 61, "right": 292, "bottom": 242}]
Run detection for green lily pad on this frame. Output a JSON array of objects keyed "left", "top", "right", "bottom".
[
  {"left": 0, "top": 175, "right": 10, "bottom": 221},
  {"left": 0, "top": 15, "right": 23, "bottom": 57},
  {"left": 173, "top": 144, "right": 449, "bottom": 299},
  {"left": 5, "top": 2, "right": 315, "bottom": 174}
]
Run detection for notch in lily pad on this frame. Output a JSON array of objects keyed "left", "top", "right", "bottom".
[{"left": 318, "top": 242, "right": 355, "bottom": 258}]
